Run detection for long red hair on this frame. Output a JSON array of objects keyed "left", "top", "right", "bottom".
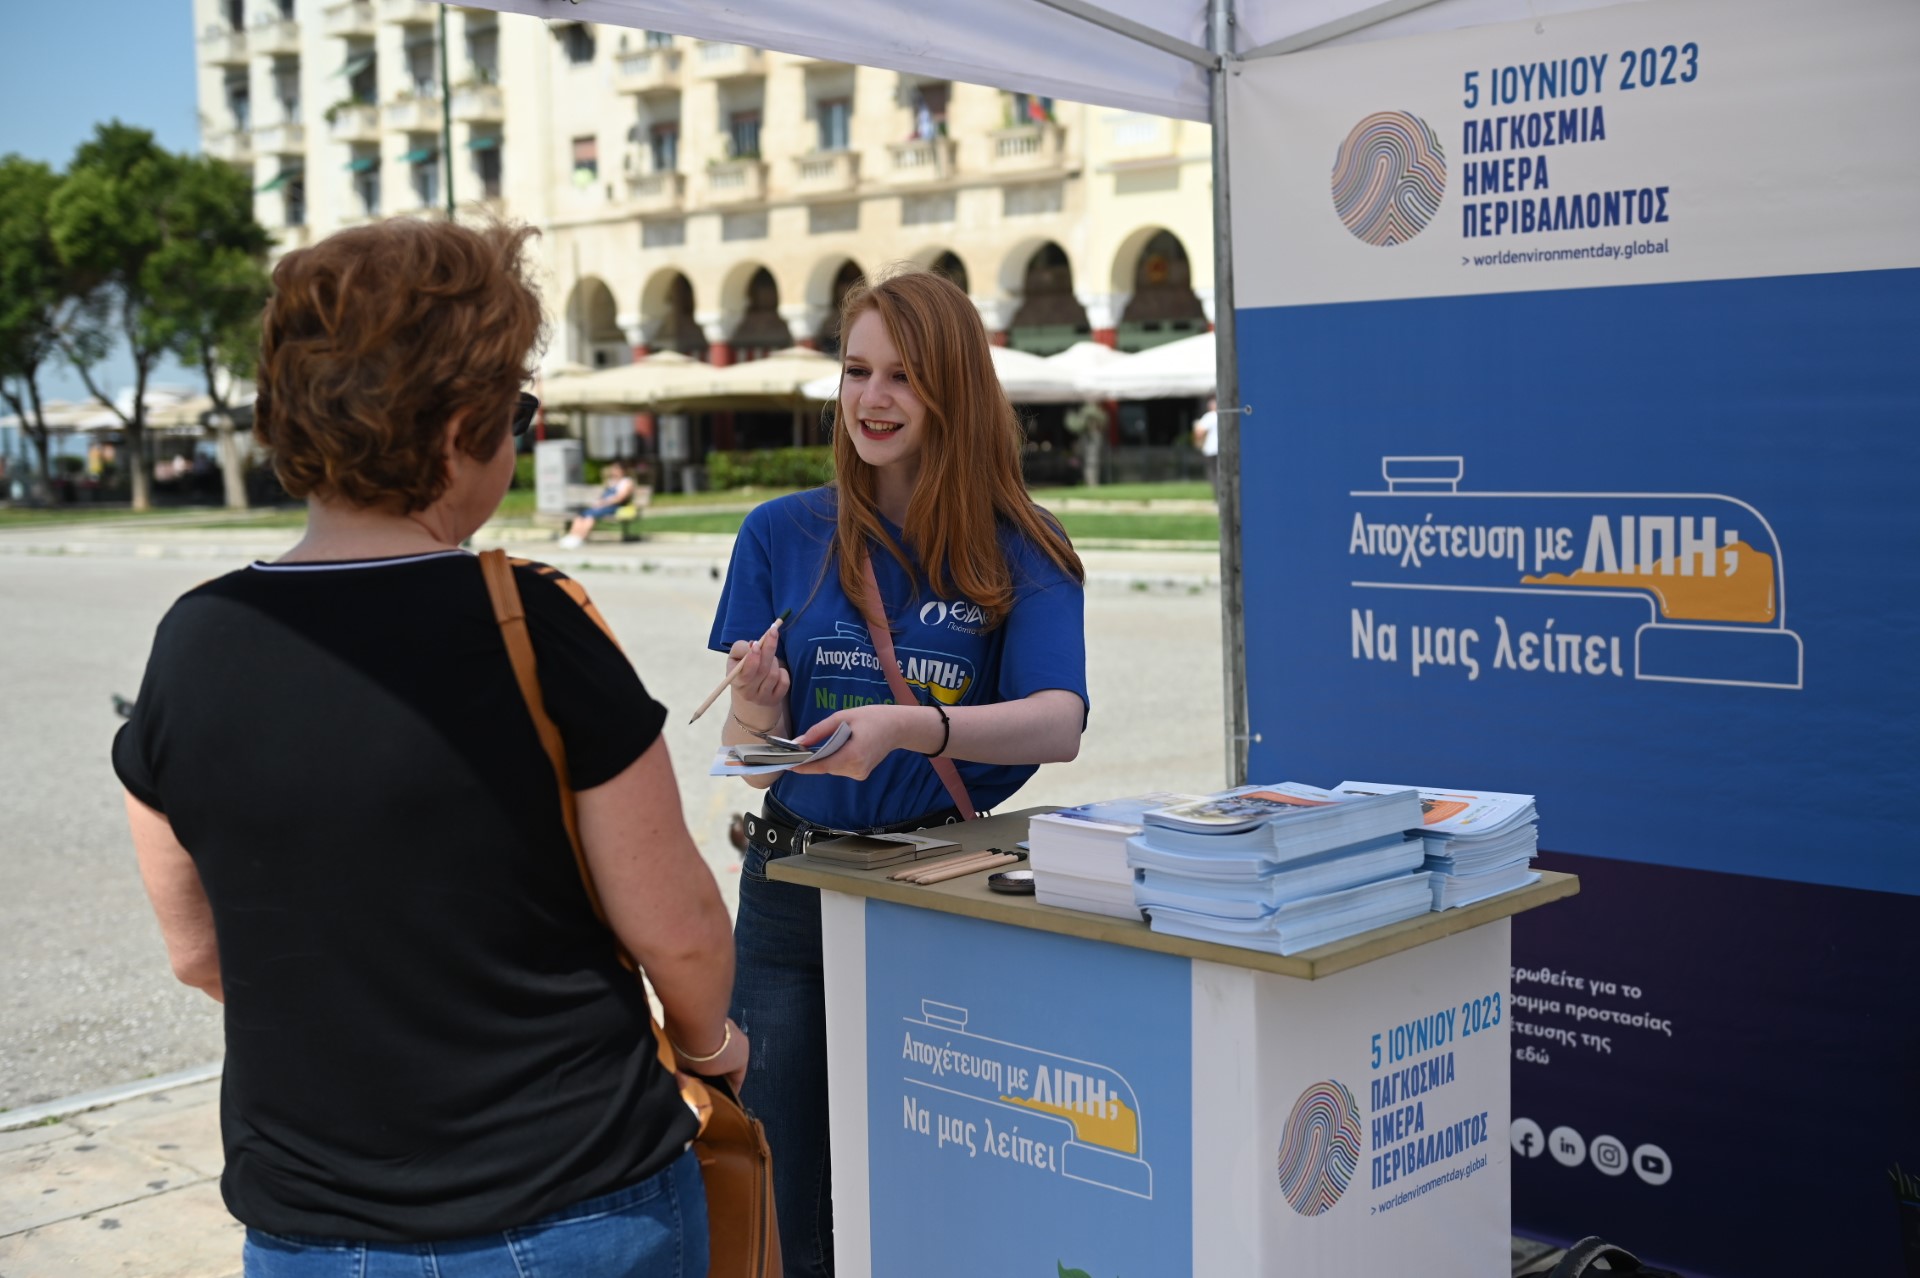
[{"left": 830, "top": 270, "right": 1083, "bottom": 627}]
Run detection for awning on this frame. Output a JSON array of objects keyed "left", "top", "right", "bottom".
[
  {"left": 256, "top": 169, "right": 300, "bottom": 193},
  {"left": 400, "top": 147, "right": 439, "bottom": 164},
  {"left": 345, "top": 155, "right": 378, "bottom": 173},
  {"left": 466, "top": 134, "right": 502, "bottom": 151},
  {"left": 334, "top": 53, "right": 375, "bottom": 80}
]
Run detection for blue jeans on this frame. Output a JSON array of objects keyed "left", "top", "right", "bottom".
[
  {"left": 241, "top": 1148, "right": 707, "bottom": 1278},
  {"left": 734, "top": 828, "right": 833, "bottom": 1278}
]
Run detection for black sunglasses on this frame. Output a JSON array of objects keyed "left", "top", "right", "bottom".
[{"left": 512, "top": 392, "right": 539, "bottom": 437}]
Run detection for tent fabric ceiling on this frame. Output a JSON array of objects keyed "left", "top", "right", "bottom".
[{"left": 461, "top": 0, "right": 1585, "bottom": 120}]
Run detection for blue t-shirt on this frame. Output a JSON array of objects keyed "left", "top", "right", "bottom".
[{"left": 709, "top": 488, "right": 1088, "bottom": 830}]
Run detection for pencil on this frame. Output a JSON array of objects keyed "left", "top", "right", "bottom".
[
  {"left": 689, "top": 609, "right": 791, "bottom": 725},
  {"left": 912, "top": 853, "right": 1020, "bottom": 886}
]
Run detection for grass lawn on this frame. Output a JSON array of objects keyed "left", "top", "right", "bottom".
[{"left": 2, "top": 482, "right": 1219, "bottom": 542}]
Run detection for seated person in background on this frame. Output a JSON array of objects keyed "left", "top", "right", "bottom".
[{"left": 559, "top": 458, "right": 636, "bottom": 548}]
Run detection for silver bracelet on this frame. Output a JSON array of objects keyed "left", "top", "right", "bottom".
[{"left": 732, "top": 709, "right": 778, "bottom": 734}]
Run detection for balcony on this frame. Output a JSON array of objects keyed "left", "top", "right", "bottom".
[
  {"left": 204, "top": 129, "right": 254, "bottom": 165},
  {"left": 614, "top": 48, "right": 682, "bottom": 95},
  {"left": 199, "top": 24, "right": 249, "bottom": 65},
  {"left": 379, "top": 0, "right": 440, "bottom": 23},
  {"left": 623, "top": 169, "right": 686, "bottom": 213},
  {"left": 451, "top": 83, "right": 503, "bottom": 124},
  {"left": 249, "top": 16, "right": 301, "bottom": 58},
  {"left": 989, "top": 121, "right": 1065, "bottom": 174},
  {"left": 793, "top": 150, "right": 859, "bottom": 196},
  {"left": 694, "top": 41, "right": 765, "bottom": 79},
  {"left": 704, "top": 158, "right": 766, "bottom": 205},
  {"left": 323, "top": 0, "right": 374, "bottom": 38},
  {"left": 384, "top": 90, "right": 442, "bottom": 132},
  {"left": 254, "top": 120, "right": 307, "bottom": 154},
  {"left": 327, "top": 102, "right": 380, "bottom": 143},
  {"left": 885, "top": 137, "right": 957, "bottom": 185}
]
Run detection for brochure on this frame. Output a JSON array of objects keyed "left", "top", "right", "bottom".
[{"left": 708, "top": 722, "right": 852, "bottom": 777}]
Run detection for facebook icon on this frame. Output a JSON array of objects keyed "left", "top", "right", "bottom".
[{"left": 1511, "top": 1117, "right": 1545, "bottom": 1158}]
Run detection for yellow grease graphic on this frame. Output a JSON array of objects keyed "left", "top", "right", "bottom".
[
  {"left": 1522, "top": 540, "right": 1776, "bottom": 623},
  {"left": 907, "top": 674, "right": 973, "bottom": 706},
  {"left": 998, "top": 1094, "right": 1140, "bottom": 1155}
]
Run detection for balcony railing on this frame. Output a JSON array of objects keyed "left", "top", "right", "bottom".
[
  {"left": 624, "top": 169, "right": 685, "bottom": 213},
  {"left": 204, "top": 129, "right": 255, "bottom": 165},
  {"left": 705, "top": 158, "right": 766, "bottom": 205},
  {"left": 249, "top": 17, "right": 301, "bottom": 57},
  {"left": 253, "top": 121, "right": 307, "bottom": 154},
  {"left": 384, "top": 90, "right": 442, "bottom": 132},
  {"left": 614, "top": 48, "right": 682, "bottom": 94},
  {"left": 450, "top": 83, "right": 503, "bottom": 123},
  {"left": 322, "top": 0, "right": 375, "bottom": 38},
  {"left": 793, "top": 150, "right": 859, "bottom": 195},
  {"left": 327, "top": 103, "right": 381, "bottom": 142},
  {"left": 694, "top": 42, "right": 765, "bottom": 79},
  {"left": 885, "top": 137, "right": 957, "bottom": 185},
  {"left": 989, "top": 122, "right": 1065, "bottom": 174},
  {"left": 199, "top": 24, "right": 249, "bottom": 64},
  {"left": 379, "top": 0, "right": 439, "bottom": 23}
]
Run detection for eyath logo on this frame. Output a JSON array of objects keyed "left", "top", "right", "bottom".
[
  {"left": 1330, "top": 111, "right": 1448, "bottom": 246},
  {"left": 1277, "top": 1080, "right": 1364, "bottom": 1216}
]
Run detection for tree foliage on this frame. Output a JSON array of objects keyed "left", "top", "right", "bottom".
[{"left": 0, "top": 155, "right": 71, "bottom": 493}]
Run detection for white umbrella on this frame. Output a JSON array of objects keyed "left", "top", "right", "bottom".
[
  {"left": 542, "top": 351, "right": 704, "bottom": 410},
  {"left": 1090, "top": 331, "right": 1216, "bottom": 399},
  {"left": 1041, "top": 342, "right": 1131, "bottom": 402}
]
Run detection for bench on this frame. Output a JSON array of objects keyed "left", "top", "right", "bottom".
[{"left": 560, "top": 482, "right": 653, "bottom": 542}]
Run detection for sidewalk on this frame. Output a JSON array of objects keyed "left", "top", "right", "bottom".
[
  {"left": 0, "top": 1068, "right": 1564, "bottom": 1277},
  {"left": 0, "top": 1068, "right": 238, "bottom": 1278}
]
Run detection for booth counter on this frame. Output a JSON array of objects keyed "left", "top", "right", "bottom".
[{"left": 770, "top": 808, "right": 1578, "bottom": 1277}]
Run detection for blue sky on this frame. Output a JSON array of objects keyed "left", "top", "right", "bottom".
[{"left": 1, "top": 2, "right": 202, "bottom": 403}]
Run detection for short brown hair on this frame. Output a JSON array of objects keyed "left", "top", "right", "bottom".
[{"left": 255, "top": 219, "right": 544, "bottom": 510}]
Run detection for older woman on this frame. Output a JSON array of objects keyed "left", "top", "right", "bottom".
[{"left": 112, "top": 219, "right": 742, "bottom": 1278}]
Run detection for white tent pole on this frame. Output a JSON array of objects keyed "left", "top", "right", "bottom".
[
  {"left": 1208, "top": 0, "right": 1251, "bottom": 787},
  {"left": 1027, "top": 0, "right": 1217, "bottom": 66}
]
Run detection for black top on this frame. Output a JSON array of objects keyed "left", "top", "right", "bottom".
[{"left": 112, "top": 551, "right": 697, "bottom": 1242}]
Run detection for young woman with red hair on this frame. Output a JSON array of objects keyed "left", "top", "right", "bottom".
[{"left": 709, "top": 269, "right": 1089, "bottom": 1276}]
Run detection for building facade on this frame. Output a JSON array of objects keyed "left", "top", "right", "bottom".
[{"left": 191, "top": 2, "right": 1215, "bottom": 459}]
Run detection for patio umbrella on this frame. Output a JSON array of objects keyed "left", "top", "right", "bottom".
[
  {"left": 1041, "top": 341, "right": 1132, "bottom": 402},
  {"left": 1090, "top": 331, "right": 1216, "bottom": 399}
]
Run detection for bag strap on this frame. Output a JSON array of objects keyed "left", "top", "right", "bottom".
[
  {"left": 476, "top": 550, "right": 687, "bottom": 1081},
  {"left": 856, "top": 552, "right": 977, "bottom": 821}
]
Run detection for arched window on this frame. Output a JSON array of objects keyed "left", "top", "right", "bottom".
[
  {"left": 1118, "top": 230, "right": 1207, "bottom": 351},
  {"left": 813, "top": 260, "right": 865, "bottom": 355},
  {"left": 730, "top": 267, "right": 793, "bottom": 362},
  {"left": 651, "top": 273, "right": 707, "bottom": 360},
  {"left": 1007, "top": 243, "right": 1090, "bottom": 355},
  {"left": 930, "top": 250, "right": 969, "bottom": 295}
]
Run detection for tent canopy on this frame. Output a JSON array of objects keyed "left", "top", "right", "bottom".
[
  {"left": 801, "top": 343, "right": 1085, "bottom": 405},
  {"left": 1090, "top": 330, "right": 1215, "bottom": 398},
  {"left": 546, "top": 348, "right": 840, "bottom": 411},
  {"left": 461, "top": 0, "right": 1601, "bottom": 120}
]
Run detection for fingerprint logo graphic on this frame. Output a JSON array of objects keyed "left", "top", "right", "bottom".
[
  {"left": 1330, "top": 111, "right": 1447, "bottom": 246},
  {"left": 1276, "top": 1080, "right": 1363, "bottom": 1216}
]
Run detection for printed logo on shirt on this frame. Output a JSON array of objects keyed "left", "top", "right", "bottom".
[
  {"left": 918, "top": 598, "right": 989, "bottom": 633},
  {"left": 807, "top": 621, "right": 977, "bottom": 709}
]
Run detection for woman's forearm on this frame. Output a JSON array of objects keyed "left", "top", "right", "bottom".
[{"left": 931, "top": 688, "right": 1083, "bottom": 764}]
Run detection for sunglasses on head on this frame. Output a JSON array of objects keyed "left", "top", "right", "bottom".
[{"left": 512, "top": 392, "right": 539, "bottom": 437}]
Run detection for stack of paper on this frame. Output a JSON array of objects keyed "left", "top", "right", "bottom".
[
  {"left": 1027, "top": 793, "right": 1201, "bottom": 920},
  {"left": 1334, "top": 782, "right": 1540, "bottom": 910},
  {"left": 708, "top": 723, "right": 851, "bottom": 777},
  {"left": 1128, "top": 784, "right": 1433, "bottom": 955},
  {"left": 805, "top": 831, "right": 960, "bottom": 870}
]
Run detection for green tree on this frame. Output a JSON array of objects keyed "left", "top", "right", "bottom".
[
  {"left": 0, "top": 155, "right": 73, "bottom": 499},
  {"left": 47, "top": 123, "right": 182, "bottom": 510},
  {"left": 149, "top": 155, "right": 272, "bottom": 509}
]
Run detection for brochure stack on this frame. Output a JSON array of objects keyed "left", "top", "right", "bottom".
[
  {"left": 1334, "top": 783, "right": 1540, "bottom": 910},
  {"left": 1127, "top": 784, "right": 1431, "bottom": 955},
  {"left": 1026, "top": 793, "right": 1202, "bottom": 919}
]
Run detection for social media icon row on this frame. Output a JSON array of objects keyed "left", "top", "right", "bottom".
[{"left": 1510, "top": 1119, "right": 1671, "bottom": 1186}]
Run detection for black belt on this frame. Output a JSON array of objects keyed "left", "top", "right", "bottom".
[{"left": 744, "top": 800, "right": 965, "bottom": 859}]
